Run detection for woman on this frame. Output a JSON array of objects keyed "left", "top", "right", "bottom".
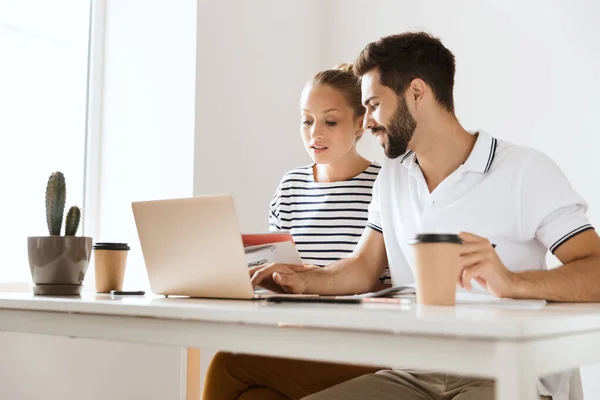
[{"left": 202, "top": 64, "right": 389, "bottom": 400}]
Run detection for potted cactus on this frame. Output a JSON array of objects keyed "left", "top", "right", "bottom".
[{"left": 27, "top": 171, "right": 93, "bottom": 295}]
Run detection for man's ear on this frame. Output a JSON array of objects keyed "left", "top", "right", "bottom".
[{"left": 409, "top": 78, "right": 427, "bottom": 108}]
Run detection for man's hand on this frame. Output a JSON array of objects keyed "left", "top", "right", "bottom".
[
  {"left": 458, "top": 232, "right": 516, "bottom": 298},
  {"left": 249, "top": 263, "right": 318, "bottom": 294}
]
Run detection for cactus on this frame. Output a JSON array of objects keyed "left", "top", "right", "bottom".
[
  {"left": 45, "top": 172, "right": 66, "bottom": 236},
  {"left": 43, "top": 171, "right": 82, "bottom": 236},
  {"left": 65, "top": 206, "right": 81, "bottom": 236}
]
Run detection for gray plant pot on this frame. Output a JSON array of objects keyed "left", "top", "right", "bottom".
[{"left": 27, "top": 236, "right": 93, "bottom": 295}]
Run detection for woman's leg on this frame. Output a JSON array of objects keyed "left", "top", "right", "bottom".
[{"left": 202, "top": 351, "right": 381, "bottom": 400}]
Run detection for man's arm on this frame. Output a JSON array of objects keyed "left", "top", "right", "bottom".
[
  {"left": 511, "top": 229, "right": 600, "bottom": 301},
  {"left": 250, "top": 227, "right": 388, "bottom": 295},
  {"left": 459, "top": 230, "right": 600, "bottom": 301}
]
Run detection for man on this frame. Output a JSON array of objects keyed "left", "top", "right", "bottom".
[{"left": 251, "top": 32, "right": 600, "bottom": 400}]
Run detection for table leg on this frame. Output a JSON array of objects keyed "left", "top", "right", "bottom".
[
  {"left": 186, "top": 348, "right": 201, "bottom": 400},
  {"left": 495, "top": 342, "right": 538, "bottom": 400},
  {"left": 496, "top": 371, "right": 538, "bottom": 400}
]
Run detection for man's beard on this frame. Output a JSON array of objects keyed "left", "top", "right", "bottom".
[{"left": 373, "top": 96, "right": 417, "bottom": 159}]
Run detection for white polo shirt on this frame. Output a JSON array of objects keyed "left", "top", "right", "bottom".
[{"left": 367, "top": 130, "right": 593, "bottom": 399}]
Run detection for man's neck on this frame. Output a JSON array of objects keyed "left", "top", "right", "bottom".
[{"left": 412, "top": 116, "right": 476, "bottom": 193}]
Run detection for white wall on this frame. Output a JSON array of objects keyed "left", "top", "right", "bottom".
[
  {"left": 194, "top": 0, "right": 327, "bottom": 232},
  {"left": 0, "top": 1, "right": 197, "bottom": 399}
]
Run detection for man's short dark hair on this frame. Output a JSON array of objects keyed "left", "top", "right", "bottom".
[{"left": 354, "top": 31, "right": 456, "bottom": 113}]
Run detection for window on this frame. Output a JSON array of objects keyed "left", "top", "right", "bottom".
[{"left": 0, "top": 0, "right": 91, "bottom": 282}]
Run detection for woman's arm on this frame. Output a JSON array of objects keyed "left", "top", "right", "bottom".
[{"left": 250, "top": 227, "right": 388, "bottom": 295}]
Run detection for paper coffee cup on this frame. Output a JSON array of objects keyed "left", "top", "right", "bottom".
[
  {"left": 93, "top": 242, "right": 130, "bottom": 293},
  {"left": 408, "top": 233, "right": 463, "bottom": 306}
]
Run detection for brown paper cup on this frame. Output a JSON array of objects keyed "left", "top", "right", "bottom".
[
  {"left": 93, "top": 243, "right": 130, "bottom": 293},
  {"left": 409, "top": 234, "right": 463, "bottom": 306}
]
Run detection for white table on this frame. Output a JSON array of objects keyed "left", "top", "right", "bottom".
[{"left": 0, "top": 293, "right": 599, "bottom": 399}]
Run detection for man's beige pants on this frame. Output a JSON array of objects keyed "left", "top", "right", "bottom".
[{"left": 302, "top": 369, "right": 552, "bottom": 400}]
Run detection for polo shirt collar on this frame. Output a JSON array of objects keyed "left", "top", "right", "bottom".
[
  {"left": 461, "top": 130, "right": 498, "bottom": 174},
  {"left": 399, "top": 130, "right": 498, "bottom": 174},
  {"left": 400, "top": 149, "right": 417, "bottom": 169}
]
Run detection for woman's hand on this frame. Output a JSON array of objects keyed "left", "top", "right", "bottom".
[{"left": 249, "top": 263, "right": 319, "bottom": 294}]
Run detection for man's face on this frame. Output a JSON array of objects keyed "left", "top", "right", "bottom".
[{"left": 361, "top": 69, "right": 417, "bottom": 159}]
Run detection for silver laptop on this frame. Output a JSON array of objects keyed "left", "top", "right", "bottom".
[{"left": 131, "top": 194, "right": 315, "bottom": 299}]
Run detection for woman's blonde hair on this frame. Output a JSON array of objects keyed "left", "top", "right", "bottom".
[{"left": 309, "top": 63, "right": 364, "bottom": 119}]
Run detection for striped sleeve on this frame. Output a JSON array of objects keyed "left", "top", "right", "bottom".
[
  {"left": 544, "top": 207, "right": 593, "bottom": 254},
  {"left": 269, "top": 184, "right": 283, "bottom": 232},
  {"left": 520, "top": 152, "right": 593, "bottom": 254}
]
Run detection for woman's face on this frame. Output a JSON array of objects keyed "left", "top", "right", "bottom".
[{"left": 300, "top": 84, "right": 363, "bottom": 165}]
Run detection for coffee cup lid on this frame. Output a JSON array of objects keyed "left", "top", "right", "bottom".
[
  {"left": 408, "top": 234, "right": 463, "bottom": 245},
  {"left": 93, "top": 242, "right": 130, "bottom": 251}
]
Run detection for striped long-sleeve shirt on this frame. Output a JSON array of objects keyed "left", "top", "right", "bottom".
[{"left": 269, "top": 162, "right": 390, "bottom": 283}]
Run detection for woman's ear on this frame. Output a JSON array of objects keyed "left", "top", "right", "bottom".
[
  {"left": 355, "top": 122, "right": 365, "bottom": 141},
  {"left": 355, "top": 115, "right": 366, "bottom": 132}
]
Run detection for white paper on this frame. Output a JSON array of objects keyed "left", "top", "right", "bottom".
[
  {"left": 244, "top": 241, "right": 303, "bottom": 267},
  {"left": 455, "top": 291, "right": 547, "bottom": 308}
]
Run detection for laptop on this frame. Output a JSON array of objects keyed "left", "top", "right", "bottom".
[{"left": 131, "top": 194, "right": 318, "bottom": 300}]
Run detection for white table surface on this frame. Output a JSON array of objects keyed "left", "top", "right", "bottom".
[{"left": 1, "top": 292, "right": 600, "bottom": 399}]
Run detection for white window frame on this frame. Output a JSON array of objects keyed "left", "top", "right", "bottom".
[{"left": 82, "top": 0, "right": 106, "bottom": 243}]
